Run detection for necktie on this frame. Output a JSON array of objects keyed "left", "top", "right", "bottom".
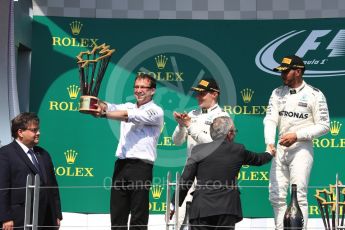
[{"left": 28, "top": 149, "right": 40, "bottom": 172}]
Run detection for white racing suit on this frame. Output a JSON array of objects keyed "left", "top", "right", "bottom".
[
  {"left": 172, "top": 104, "right": 229, "bottom": 228},
  {"left": 264, "top": 81, "right": 330, "bottom": 229}
]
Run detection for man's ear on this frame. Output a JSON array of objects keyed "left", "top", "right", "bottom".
[
  {"left": 17, "top": 129, "right": 24, "bottom": 138},
  {"left": 150, "top": 88, "right": 156, "bottom": 95},
  {"left": 211, "top": 91, "right": 219, "bottom": 98}
]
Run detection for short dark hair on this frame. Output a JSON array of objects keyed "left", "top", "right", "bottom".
[
  {"left": 135, "top": 74, "right": 156, "bottom": 89},
  {"left": 11, "top": 112, "right": 39, "bottom": 138}
]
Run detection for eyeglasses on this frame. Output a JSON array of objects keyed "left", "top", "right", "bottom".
[
  {"left": 229, "top": 129, "right": 238, "bottom": 134},
  {"left": 25, "top": 127, "right": 40, "bottom": 133},
  {"left": 134, "top": 85, "right": 152, "bottom": 90}
]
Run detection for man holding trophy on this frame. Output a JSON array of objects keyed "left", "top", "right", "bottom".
[
  {"left": 76, "top": 46, "right": 164, "bottom": 229},
  {"left": 95, "top": 74, "right": 163, "bottom": 230}
]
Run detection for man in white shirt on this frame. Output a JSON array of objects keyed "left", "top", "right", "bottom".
[
  {"left": 264, "top": 55, "right": 330, "bottom": 229},
  {"left": 95, "top": 74, "right": 164, "bottom": 230},
  {"left": 171, "top": 79, "right": 229, "bottom": 228}
]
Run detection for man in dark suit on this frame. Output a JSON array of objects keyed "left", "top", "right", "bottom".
[
  {"left": 174, "top": 116, "right": 274, "bottom": 229},
  {"left": 0, "top": 112, "right": 62, "bottom": 230}
]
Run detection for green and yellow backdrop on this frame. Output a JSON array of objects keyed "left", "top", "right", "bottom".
[{"left": 31, "top": 16, "right": 345, "bottom": 217}]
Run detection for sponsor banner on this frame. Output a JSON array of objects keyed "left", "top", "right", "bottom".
[{"left": 31, "top": 16, "right": 345, "bottom": 216}]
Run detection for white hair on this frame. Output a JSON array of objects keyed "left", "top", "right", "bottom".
[{"left": 210, "top": 116, "right": 235, "bottom": 140}]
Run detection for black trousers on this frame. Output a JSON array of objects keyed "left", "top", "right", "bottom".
[
  {"left": 189, "top": 214, "right": 237, "bottom": 230},
  {"left": 5, "top": 192, "right": 59, "bottom": 230},
  {"left": 110, "top": 159, "right": 153, "bottom": 230}
]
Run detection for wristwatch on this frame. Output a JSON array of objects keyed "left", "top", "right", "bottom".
[{"left": 100, "top": 110, "right": 107, "bottom": 118}]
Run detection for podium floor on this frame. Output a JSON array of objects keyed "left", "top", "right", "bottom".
[{"left": 59, "top": 212, "right": 326, "bottom": 229}]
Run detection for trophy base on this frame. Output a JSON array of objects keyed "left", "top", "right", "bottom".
[{"left": 79, "top": 95, "right": 99, "bottom": 114}]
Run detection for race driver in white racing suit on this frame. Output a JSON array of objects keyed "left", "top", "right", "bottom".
[
  {"left": 264, "top": 55, "right": 330, "bottom": 229},
  {"left": 171, "top": 78, "right": 229, "bottom": 228}
]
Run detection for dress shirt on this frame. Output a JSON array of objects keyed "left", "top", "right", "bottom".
[
  {"left": 15, "top": 139, "right": 38, "bottom": 165},
  {"left": 107, "top": 100, "right": 164, "bottom": 162}
]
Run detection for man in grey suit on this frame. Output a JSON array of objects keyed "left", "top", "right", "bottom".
[
  {"left": 0, "top": 112, "right": 62, "bottom": 230},
  {"left": 175, "top": 116, "right": 274, "bottom": 229}
]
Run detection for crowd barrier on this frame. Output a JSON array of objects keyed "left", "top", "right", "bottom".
[{"left": 2, "top": 173, "right": 345, "bottom": 229}]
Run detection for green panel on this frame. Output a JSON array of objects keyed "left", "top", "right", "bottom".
[{"left": 31, "top": 16, "right": 345, "bottom": 217}]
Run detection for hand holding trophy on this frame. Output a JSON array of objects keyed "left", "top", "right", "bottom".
[{"left": 76, "top": 43, "right": 115, "bottom": 114}]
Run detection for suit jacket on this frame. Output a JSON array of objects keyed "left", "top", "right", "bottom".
[
  {"left": 0, "top": 141, "right": 62, "bottom": 229},
  {"left": 177, "top": 139, "right": 272, "bottom": 222}
]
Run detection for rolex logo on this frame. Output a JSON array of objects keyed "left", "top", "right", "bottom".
[
  {"left": 151, "top": 185, "right": 163, "bottom": 199},
  {"left": 67, "top": 85, "right": 80, "bottom": 99},
  {"left": 330, "top": 121, "right": 342, "bottom": 136},
  {"left": 241, "top": 88, "right": 254, "bottom": 103},
  {"left": 70, "top": 21, "right": 83, "bottom": 35},
  {"left": 155, "top": 55, "right": 168, "bottom": 69},
  {"left": 64, "top": 149, "right": 78, "bottom": 164}
]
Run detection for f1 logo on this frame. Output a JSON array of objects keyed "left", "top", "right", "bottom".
[{"left": 296, "top": 30, "right": 345, "bottom": 58}]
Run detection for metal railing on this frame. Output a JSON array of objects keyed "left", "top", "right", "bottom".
[
  {"left": 5, "top": 172, "right": 343, "bottom": 229},
  {"left": 165, "top": 171, "right": 181, "bottom": 230},
  {"left": 335, "top": 174, "right": 345, "bottom": 230},
  {"left": 24, "top": 174, "right": 40, "bottom": 230}
]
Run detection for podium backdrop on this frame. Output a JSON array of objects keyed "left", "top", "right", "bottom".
[{"left": 31, "top": 16, "right": 345, "bottom": 217}]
